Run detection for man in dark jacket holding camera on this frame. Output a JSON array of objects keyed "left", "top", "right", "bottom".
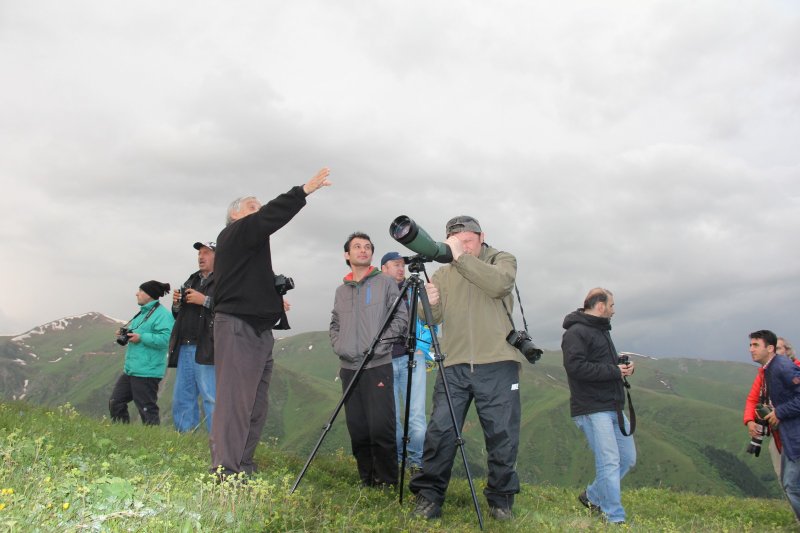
[
  {"left": 562, "top": 288, "right": 636, "bottom": 525},
  {"left": 168, "top": 241, "right": 216, "bottom": 433},
  {"left": 210, "top": 168, "right": 331, "bottom": 479}
]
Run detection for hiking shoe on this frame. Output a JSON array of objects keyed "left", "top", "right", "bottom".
[
  {"left": 578, "top": 490, "right": 601, "bottom": 514},
  {"left": 413, "top": 495, "right": 442, "bottom": 519},
  {"left": 489, "top": 506, "right": 513, "bottom": 521}
]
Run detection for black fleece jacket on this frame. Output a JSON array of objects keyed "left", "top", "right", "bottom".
[
  {"left": 214, "top": 185, "right": 307, "bottom": 334},
  {"left": 561, "top": 309, "right": 625, "bottom": 417}
]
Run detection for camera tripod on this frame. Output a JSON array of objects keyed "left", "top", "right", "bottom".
[{"left": 290, "top": 255, "right": 484, "bottom": 530}]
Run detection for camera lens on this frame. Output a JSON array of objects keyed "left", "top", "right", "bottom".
[
  {"left": 390, "top": 217, "right": 414, "bottom": 241},
  {"left": 520, "top": 340, "right": 542, "bottom": 363}
]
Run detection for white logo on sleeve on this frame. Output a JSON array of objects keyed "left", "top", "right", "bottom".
[{"left": 511, "top": 383, "right": 519, "bottom": 391}]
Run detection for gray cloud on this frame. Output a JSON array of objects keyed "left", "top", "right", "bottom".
[{"left": 1, "top": 1, "right": 798, "bottom": 362}]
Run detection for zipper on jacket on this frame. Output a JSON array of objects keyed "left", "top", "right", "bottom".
[
  {"left": 354, "top": 284, "right": 360, "bottom": 360},
  {"left": 468, "top": 283, "right": 474, "bottom": 371}
]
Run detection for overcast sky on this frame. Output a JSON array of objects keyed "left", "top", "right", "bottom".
[{"left": 1, "top": 1, "right": 798, "bottom": 362}]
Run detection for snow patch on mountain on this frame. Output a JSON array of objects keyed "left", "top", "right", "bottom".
[{"left": 11, "top": 312, "right": 122, "bottom": 342}]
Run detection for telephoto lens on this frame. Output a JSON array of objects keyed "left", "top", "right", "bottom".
[{"left": 747, "top": 428, "right": 764, "bottom": 457}]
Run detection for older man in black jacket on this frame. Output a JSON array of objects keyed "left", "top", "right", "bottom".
[
  {"left": 210, "top": 168, "right": 330, "bottom": 479},
  {"left": 562, "top": 288, "right": 636, "bottom": 525}
]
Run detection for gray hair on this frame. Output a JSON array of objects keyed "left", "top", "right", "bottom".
[
  {"left": 226, "top": 196, "right": 258, "bottom": 226},
  {"left": 779, "top": 337, "right": 796, "bottom": 358}
]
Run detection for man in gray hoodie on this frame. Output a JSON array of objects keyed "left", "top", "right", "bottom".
[{"left": 330, "top": 231, "right": 408, "bottom": 487}]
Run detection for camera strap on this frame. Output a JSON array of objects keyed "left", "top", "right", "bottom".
[
  {"left": 501, "top": 285, "right": 530, "bottom": 334},
  {"left": 609, "top": 334, "right": 636, "bottom": 436},
  {"left": 488, "top": 252, "right": 531, "bottom": 336},
  {"left": 123, "top": 302, "right": 161, "bottom": 329},
  {"left": 616, "top": 382, "right": 636, "bottom": 436},
  {"left": 756, "top": 370, "right": 772, "bottom": 437}
]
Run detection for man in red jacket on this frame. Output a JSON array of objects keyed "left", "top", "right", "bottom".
[{"left": 744, "top": 336, "right": 798, "bottom": 479}]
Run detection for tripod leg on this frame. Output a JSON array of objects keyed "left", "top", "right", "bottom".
[
  {"left": 290, "top": 368, "right": 356, "bottom": 494},
  {"left": 398, "top": 351, "right": 415, "bottom": 503},
  {"left": 398, "top": 277, "right": 421, "bottom": 503},
  {"left": 292, "top": 275, "right": 414, "bottom": 494}
]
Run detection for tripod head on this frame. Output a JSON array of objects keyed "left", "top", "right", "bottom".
[{"left": 402, "top": 254, "right": 430, "bottom": 274}]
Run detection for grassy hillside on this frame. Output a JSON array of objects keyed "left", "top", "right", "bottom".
[
  {"left": 0, "top": 401, "right": 795, "bottom": 532},
  {"left": 0, "top": 321, "right": 781, "bottom": 501},
  {"left": 274, "top": 332, "right": 780, "bottom": 498}
]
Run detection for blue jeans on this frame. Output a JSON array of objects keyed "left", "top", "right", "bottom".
[
  {"left": 172, "top": 344, "right": 216, "bottom": 433},
  {"left": 574, "top": 411, "right": 636, "bottom": 523},
  {"left": 393, "top": 353, "right": 427, "bottom": 467},
  {"left": 781, "top": 453, "right": 800, "bottom": 521}
]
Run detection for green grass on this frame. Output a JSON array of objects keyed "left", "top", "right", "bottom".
[{"left": 0, "top": 401, "right": 795, "bottom": 532}]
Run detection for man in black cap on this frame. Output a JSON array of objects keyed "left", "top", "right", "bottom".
[
  {"left": 410, "top": 216, "right": 524, "bottom": 521},
  {"left": 168, "top": 241, "right": 217, "bottom": 433}
]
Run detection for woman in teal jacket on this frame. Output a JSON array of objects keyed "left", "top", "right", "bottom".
[{"left": 109, "top": 280, "right": 175, "bottom": 425}]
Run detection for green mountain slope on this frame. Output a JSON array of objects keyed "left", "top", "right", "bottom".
[{"left": 0, "top": 317, "right": 780, "bottom": 499}]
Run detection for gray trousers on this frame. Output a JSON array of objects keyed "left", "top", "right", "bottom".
[
  {"left": 210, "top": 313, "right": 275, "bottom": 476},
  {"left": 409, "top": 360, "right": 521, "bottom": 509}
]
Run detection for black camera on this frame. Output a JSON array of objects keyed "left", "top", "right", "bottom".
[
  {"left": 116, "top": 327, "right": 131, "bottom": 346},
  {"left": 756, "top": 403, "right": 773, "bottom": 420},
  {"left": 506, "top": 330, "right": 542, "bottom": 364},
  {"left": 747, "top": 403, "right": 774, "bottom": 457},
  {"left": 618, "top": 354, "right": 631, "bottom": 366},
  {"left": 178, "top": 287, "right": 188, "bottom": 304},
  {"left": 275, "top": 274, "right": 295, "bottom": 296}
]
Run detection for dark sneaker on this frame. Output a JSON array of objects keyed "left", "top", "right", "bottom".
[
  {"left": 489, "top": 507, "right": 513, "bottom": 521},
  {"left": 413, "top": 495, "right": 442, "bottom": 519},
  {"left": 578, "top": 490, "right": 601, "bottom": 514}
]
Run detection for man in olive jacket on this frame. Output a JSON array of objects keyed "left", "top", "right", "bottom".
[{"left": 410, "top": 216, "right": 524, "bottom": 522}]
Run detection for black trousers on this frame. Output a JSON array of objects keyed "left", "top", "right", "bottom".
[
  {"left": 340, "top": 363, "right": 398, "bottom": 486},
  {"left": 109, "top": 373, "right": 161, "bottom": 425},
  {"left": 409, "top": 361, "right": 521, "bottom": 509}
]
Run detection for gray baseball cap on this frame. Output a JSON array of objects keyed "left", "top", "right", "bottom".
[{"left": 445, "top": 215, "right": 482, "bottom": 236}]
